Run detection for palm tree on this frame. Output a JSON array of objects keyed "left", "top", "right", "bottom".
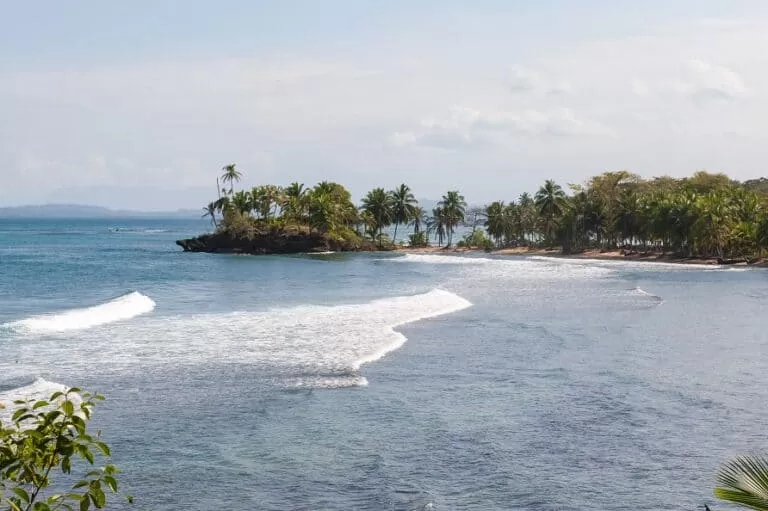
[
  {"left": 306, "top": 182, "right": 358, "bottom": 234},
  {"left": 202, "top": 202, "right": 218, "bottom": 228},
  {"left": 518, "top": 192, "right": 536, "bottom": 244},
  {"left": 715, "top": 456, "right": 768, "bottom": 510},
  {"left": 221, "top": 163, "right": 242, "bottom": 195},
  {"left": 214, "top": 196, "right": 231, "bottom": 216},
  {"left": 231, "top": 190, "right": 251, "bottom": 215},
  {"left": 427, "top": 207, "right": 447, "bottom": 247},
  {"left": 485, "top": 201, "right": 507, "bottom": 247},
  {"left": 283, "top": 182, "right": 308, "bottom": 223},
  {"left": 411, "top": 206, "right": 426, "bottom": 234},
  {"left": 360, "top": 188, "right": 394, "bottom": 247},
  {"left": 390, "top": 184, "right": 419, "bottom": 243},
  {"left": 438, "top": 190, "right": 467, "bottom": 247},
  {"left": 535, "top": 179, "right": 568, "bottom": 246}
]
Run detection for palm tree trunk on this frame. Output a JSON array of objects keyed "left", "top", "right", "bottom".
[{"left": 393, "top": 223, "right": 399, "bottom": 244}]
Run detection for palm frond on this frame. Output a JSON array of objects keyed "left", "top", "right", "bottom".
[{"left": 715, "top": 456, "right": 768, "bottom": 511}]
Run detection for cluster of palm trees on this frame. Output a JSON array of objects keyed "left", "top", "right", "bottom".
[
  {"left": 203, "top": 164, "right": 358, "bottom": 236},
  {"left": 358, "top": 186, "right": 468, "bottom": 247},
  {"left": 484, "top": 171, "right": 768, "bottom": 259},
  {"left": 204, "top": 164, "right": 472, "bottom": 248}
]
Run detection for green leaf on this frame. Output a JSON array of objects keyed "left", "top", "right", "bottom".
[
  {"left": 11, "top": 487, "right": 30, "bottom": 503},
  {"left": 62, "top": 401, "right": 74, "bottom": 417},
  {"left": 103, "top": 475, "right": 118, "bottom": 492},
  {"left": 79, "top": 495, "right": 90, "bottom": 511},
  {"left": 715, "top": 455, "right": 768, "bottom": 511},
  {"left": 32, "top": 400, "right": 49, "bottom": 410},
  {"left": 90, "top": 485, "right": 106, "bottom": 508},
  {"left": 45, "top": 410, "right": 63, "bottom": 423},
  {"left": 95, "top": 441, "right": 110, "bottom": 456},
  {"left": 11, "top": 408, "right": 29, "bottom": 422}
]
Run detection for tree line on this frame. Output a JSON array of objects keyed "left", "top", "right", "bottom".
[
  {"left": 203, "top": 164, "right": 469, "bottom": 248},
  {"left": 205, "top": 164, "right": 768, "bottom": 258},
  {"left": 484, "top": 170, "right": 768, "bottom": 259}
]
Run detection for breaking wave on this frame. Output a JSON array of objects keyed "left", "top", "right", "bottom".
[
  {"left": 5, "top": 292, "right": 156, "bottom": 333},
  {"left": 6, "top": 289, "right": 470, "bottom": 389}
]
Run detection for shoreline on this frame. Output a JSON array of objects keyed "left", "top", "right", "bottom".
[{"left": 394, "top": 246, "right": 767, "bottom": 267}]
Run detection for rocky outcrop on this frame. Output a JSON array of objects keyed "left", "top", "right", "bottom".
[{"left": 176, "top": 228, "right": 378, "bottom": 254}]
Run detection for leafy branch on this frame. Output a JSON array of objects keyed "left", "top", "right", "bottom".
[{"left": 0, "top": 388, "right": 131, "bottom": 511}]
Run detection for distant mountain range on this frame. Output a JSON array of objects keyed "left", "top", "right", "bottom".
[{"left": 0, "top": 204, "right": 201, "bottom": 219}]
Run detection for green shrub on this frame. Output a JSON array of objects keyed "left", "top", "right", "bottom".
[
  {"left": 408, "top": 231, "right": 429, "bottom": 247},
  {"left": 221, "top": 211, "right": 256, "bottom": 239},
  {"left": 0, "top": 388, "right": 130, "bottom": 510},
  {"left": 462, "top": 230, "right": 494, "bottom": 251}
]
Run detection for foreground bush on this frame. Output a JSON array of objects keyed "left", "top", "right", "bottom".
[{"left": 0, "top": 388, "right": 129, "bottom": 511}]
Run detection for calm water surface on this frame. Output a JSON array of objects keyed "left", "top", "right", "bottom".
[{"left": 0, "top": 218, "right": 766, "bottom": 510}]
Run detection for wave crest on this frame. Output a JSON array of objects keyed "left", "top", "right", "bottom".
[
  {"left": 631, "top": 287, "right": 663, "bottom": 301},
  {"left": 5, "top": 291, "right": 155, "bottom": 333}
]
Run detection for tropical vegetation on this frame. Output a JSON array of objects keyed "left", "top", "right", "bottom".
[
  {"left": 482, "top": 170, "right": 768, "bottom": 260},
  {"left": 202, "top": 165, "right": 462, "bottom": 249},
  {"left": 0, "top": 388, "right": 129, "bottom": 511},
  {"left": 713, "top": 455, "right": 768, "bottom": 510},
  {"left": 201, "top": 165, "right": 768, "bottom": 259}
]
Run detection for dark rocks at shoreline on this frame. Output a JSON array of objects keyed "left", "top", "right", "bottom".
[{"left": 176, "top": 229, "right": 379, "bottom": 255}]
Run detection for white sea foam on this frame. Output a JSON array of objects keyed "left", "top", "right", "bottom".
[
  {"left": 393, "top": 254, "right": 494, "bottom": 265},
  {"left": 288, "top": 375, "right": 370, "bottom": 389},
  {"left": 528, "top": 254, "right": 740, "bottom": 272},
  {"left": 7, "top": 289, "right": 471, "bottom": 389},
  {"left": 0, "top": 378, "right": 68, "bottom": 404},
  {"left": 386, "top": 253, "right": 615, "bottom": 280},
  {"left": 0, "top": 378, "right": 73, "bottom": 423},
  {"left": 631, "top": 287, "right": 663, "bottom": 301},
  {"left": 6, "top": 292, "right": 156, "bottom": 333}
]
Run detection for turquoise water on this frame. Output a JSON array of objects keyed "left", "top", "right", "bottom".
[{"left": 1, "top": 218, "right": 767, "bottom": 510}]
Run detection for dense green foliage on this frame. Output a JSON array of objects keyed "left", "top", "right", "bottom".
[
  {"left": 484, "top": 170, "right": 768, "bottom": 259},
  {"left": 205, "top": 165, "right": 768, "bottom": 257},
  {"left": 205, "top": 166, "right": 463, "bottom": 248},
  {"left": 0, "top": 389, "right": 128, "bottom": 511}
]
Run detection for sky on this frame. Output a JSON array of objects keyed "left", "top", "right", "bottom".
[{"left": 2, "top": 0, "right": 767, "bottom": 210}]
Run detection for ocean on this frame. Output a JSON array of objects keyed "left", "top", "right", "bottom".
[{"left": 0, "top": 218, "right": 766, "bottom": 510}]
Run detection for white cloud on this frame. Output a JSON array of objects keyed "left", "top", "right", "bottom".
[
  {"left": 675, "top": 59, "right": 749, "bottom": 102},
  {"left": 390, "top": 106, "right": 611, "bottom": 149},
  {"left": 631, "top": 59, "right": 749, "bottom": 104},
  {"left": 507, "top": 65, "right": 540, "bottom": 93},
  {"left": 505, "top": 65, "right": 572, "bottom": 95}
]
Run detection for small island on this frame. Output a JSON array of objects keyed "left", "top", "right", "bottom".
[{"left": 176, "top": 164, "right": 435, "bottom": 255}]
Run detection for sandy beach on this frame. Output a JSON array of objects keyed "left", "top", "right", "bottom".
[{"left": 394, "top": 246, "right": 765, "bottom": 267}]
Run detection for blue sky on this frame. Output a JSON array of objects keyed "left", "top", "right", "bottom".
[{"left": 1, "top": 1, "right": 766, "bottom": 210}]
